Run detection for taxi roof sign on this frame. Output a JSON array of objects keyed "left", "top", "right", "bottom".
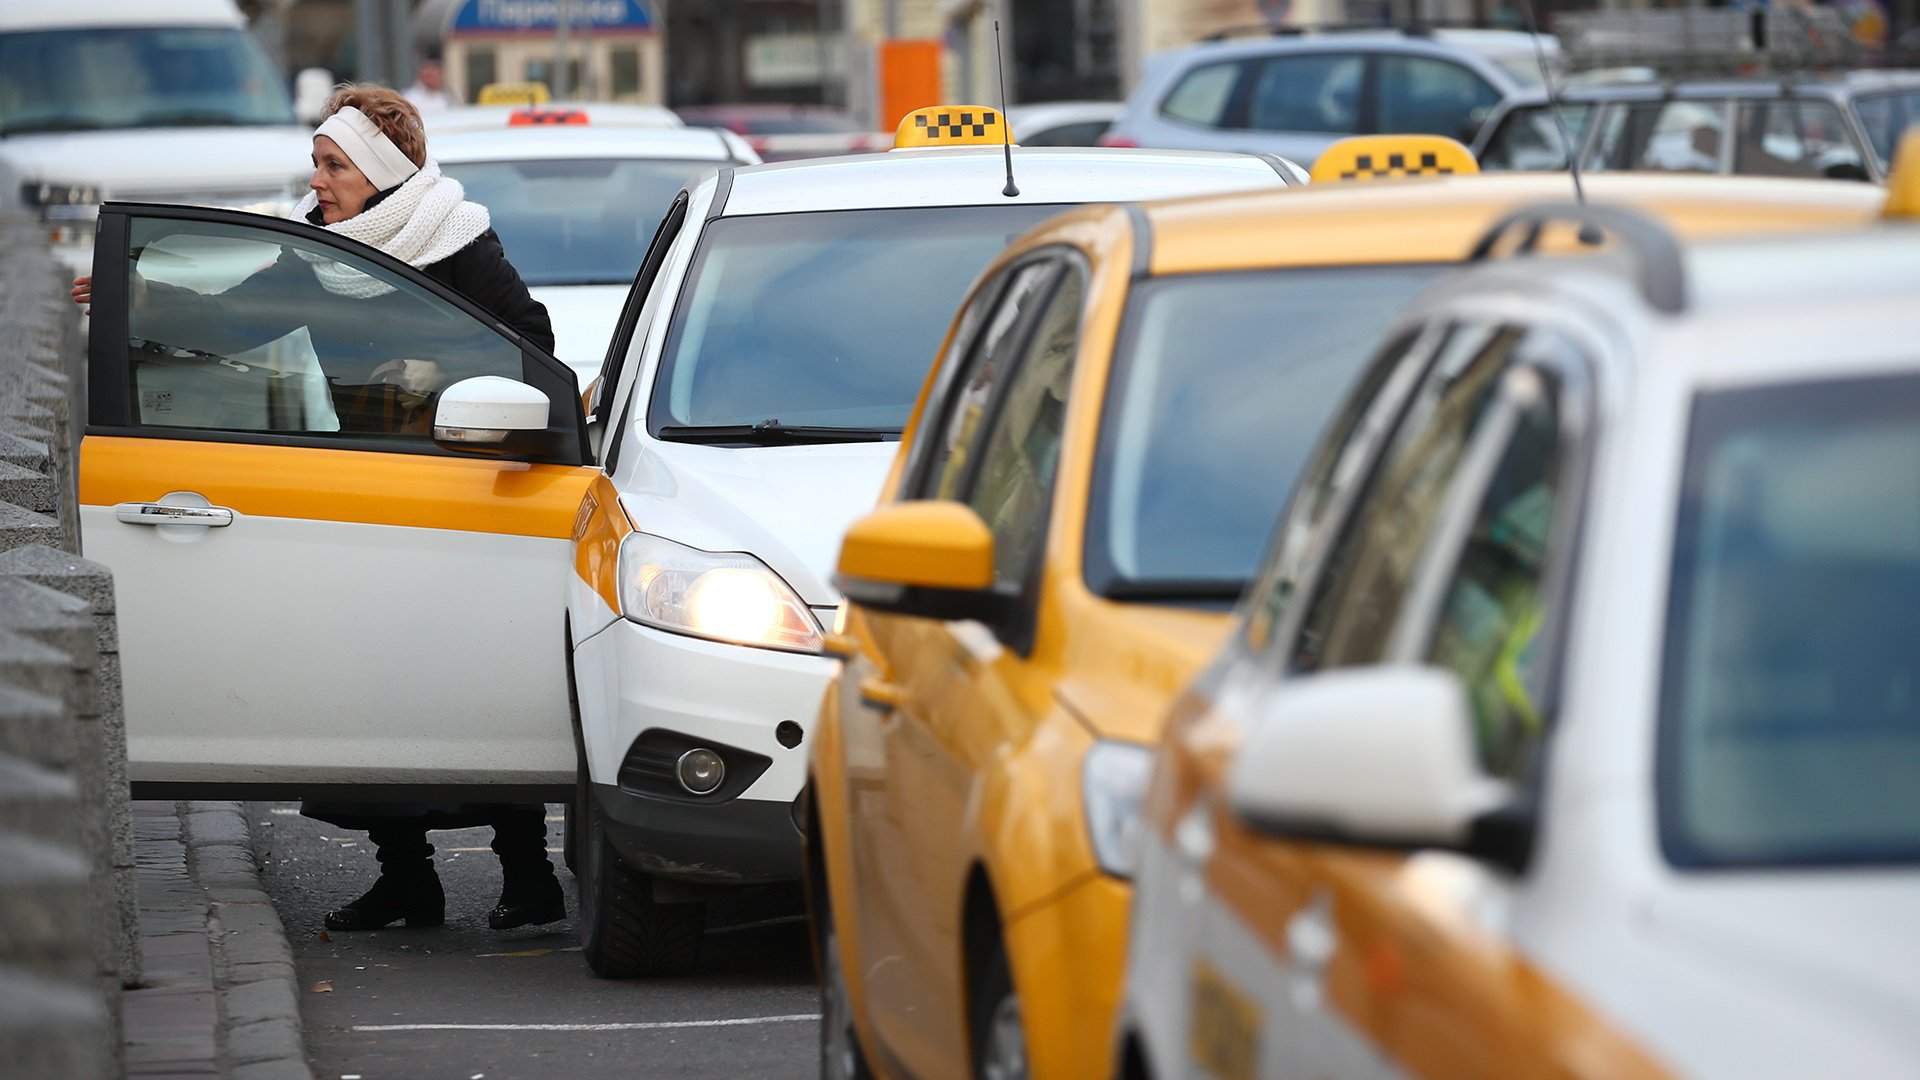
[
  {"left": 1309, "top": 135, "right": 1479, "bottom": 184},
  {"left": 894, "top": 106, "right": 1012, "bottom": 150},
  {"left": 508, "top": 108, "right": 589, "bottom": 126},
  {"left": 1884, "top": 131, "right": 1920, "bottom": 220},
  {"left": 476, "top": 81, "right": 550, "bottom": 106}
]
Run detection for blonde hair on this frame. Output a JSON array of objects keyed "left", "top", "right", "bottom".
[{"left": 322, "top": 84, "right": 428, "bottom": 167}]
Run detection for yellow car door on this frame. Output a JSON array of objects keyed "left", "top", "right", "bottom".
[{"left": 81, "top": 203, "right": 595, "bottom": 795}]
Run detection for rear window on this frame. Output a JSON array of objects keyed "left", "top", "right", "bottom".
[{"left": 1660, "top": 373, "right": 1920, "bottom": 867}]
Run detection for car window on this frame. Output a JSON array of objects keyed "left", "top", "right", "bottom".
[
  {"left": 1247, "top": 53, "right": 1363, "bottom": 134},
  {"left": 443, "top": 158, "right": 721, "bottom": 286},
  {"left": 1851, "top": 90, "right": 1920, "bottom": 170},
  {"left": 1425, "top": 368, "right": 1563, "bottom": 781},
  {"left": 1592, "top": 100, "right": 1728, "bottom": 174},
  {"left": 0, "top": 26, "right": 293, "bottom": 135},
  {"left": 1477, "top": 103, "right": 1593, "bottom": 170},
  {"left": 1732, "top": 100, "right": 1868, "bottom": 180},
  {"left": 1021, "top": 119, "right": 1114, "bottom": 146},
  {"left": 1242, "top": 326, "right": 1438, "bottom": 653},
  {"left": 1661, "top": 372, "right": 1920, "bottom": 867},
  {"left": 122, "top": 216, "right": 524, "bottom": 441},
  {"left": 1376, "top": 55, "right": 1502, "bottom": 142},
  {"left": 648, "top": 204, "right": 1062, "bottom": 435},
  {"left": 1161, "top": 61, "right": 1242, "bottom": 127},
  {"left": 961, "top": 270, "right": 1085, "bottom": 591},
  {"left": 1085, "top": 265, "right": 1443, "bottom": 602},
  {"left": 1291, "top": 325, "right": 1523, "bottom": 672},
  {"left": 923, "top": 262, "right": 1060, "bottom": 500}
]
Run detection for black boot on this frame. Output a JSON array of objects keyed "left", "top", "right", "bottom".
[
  {"left": 488, "top": 807, "right": 566, "bottom": 930},
  {"left": 324, "top": 826, "right": 445, "bottom": 931}
]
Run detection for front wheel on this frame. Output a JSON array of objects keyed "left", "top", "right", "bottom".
[
  {"left": 971, "top": 942, "right": 1027, "bottom": 1080},
  {"left": 819, "top": 914, "right": 873, "bottom": 1079},
  {"left": 576, "top": 781, "right": 704, "bottom": 978}
]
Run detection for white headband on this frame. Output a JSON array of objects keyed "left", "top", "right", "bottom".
[{"left": 314, "top": 106, "right": 420, "bottom": 191}]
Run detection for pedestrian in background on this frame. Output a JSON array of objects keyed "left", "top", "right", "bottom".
[
  {"left": 71, "top": 83, "right": 564, "bottom": 932},
  {"left": 404, "top": 54, "right": 456, "bottom": 112}
]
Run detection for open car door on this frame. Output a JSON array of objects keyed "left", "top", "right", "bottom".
[{"left": 81, "top": 203, "right": 596, "bottom": 799}]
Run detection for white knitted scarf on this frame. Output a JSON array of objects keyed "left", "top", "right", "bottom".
[{"left": 289, "top": 161, "right": 490, "bottom": 298}]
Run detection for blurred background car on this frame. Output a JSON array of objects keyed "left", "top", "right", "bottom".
[
  {"left": 1100, "top": 26, "right": 1555, "bottom": 165},
  {"left": 435, "top": 118, "right": 758, "bottom": 383},
  {"left": 673, "top": 103, "right": 888, "bottom": 161},
  {"left": 425, "top": 97, "right": 684, "bottom": 135},
  {"left": 0, "top": 0, "right": 315, "bottom": 270},
  {"left": 1475, "top": 74, "right": 1920, "bottom": 182},
  {"left": 1007, "top": 100, "right": 1124, "bottom": 146}
]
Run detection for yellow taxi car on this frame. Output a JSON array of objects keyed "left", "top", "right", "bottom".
[
  {"left": 803, "top": 136, "right": 1883, "bottom": 1080},
  {"left": 1112, "top": 138, "right": 1920, "bottom": 1080}
]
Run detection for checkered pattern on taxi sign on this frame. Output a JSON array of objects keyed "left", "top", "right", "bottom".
[
  {"left": 895, "top": 106, "right": 1009, "bottom": 148},
  {"left": 1308, "top": 135, "right": 1480, "bottom": 184},
  {"left": 1340, "top": 151, "right": 1454, "bottom": 179}
]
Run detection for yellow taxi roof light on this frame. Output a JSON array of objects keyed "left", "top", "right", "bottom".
[
  {"left": 1309, "top": 135, "right": 1479, "bottom": 184},
  {"left": 476, "top": 81, "right": 550, "bottom": 106},
  {"left": 1884, "top": 130, "right": 1920, "bottom": 220},
  {"left": 894, "top": 105, "right": 1012, "bottom": 150}
]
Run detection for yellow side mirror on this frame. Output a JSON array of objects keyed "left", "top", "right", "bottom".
[{"left": 838, "top": 501, "right": 995, "bottom": 592}]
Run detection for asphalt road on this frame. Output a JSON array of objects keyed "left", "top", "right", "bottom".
[{"left": 247, "top": 802, "right": 819, "bottom": 1079}]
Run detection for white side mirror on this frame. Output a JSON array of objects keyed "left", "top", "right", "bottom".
[
  {"left": 433, "top": 376, "right": 550, "bottom": 448},
  {"left": 1227, "top": 666, "right": 1511, "bottom": 847},
  {"left": 294, "top": 68, "right": 336, "bottom": 124}
]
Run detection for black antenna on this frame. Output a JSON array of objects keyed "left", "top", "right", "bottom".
[
  {"left": 1515, "top": 0, "right": 1601, "bottom": 244},
  {"left": 994, "top": 19, "right": 1019, "bottom": 198}
]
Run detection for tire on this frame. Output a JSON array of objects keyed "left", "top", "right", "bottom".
[
  {"left": 971, "top": 941, "right": 1027, "bottom": 1080},
  {"left": 818, "top": 894, "right": 873, "bottom": 1079},
  {"left": 576, "top": 784, "right": 704, "bottom": 978},
  {"left": 563, "top": 628, "right": 583, "bottom": 876}
]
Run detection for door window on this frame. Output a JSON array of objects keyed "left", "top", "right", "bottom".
[
  {"left": 1247, "top": 54, "right": 1363, "bottom": 134},
  {"left": 959, "top": 269, "right": 1086, "bottom": 590},
  {"left": 1291, "top": 325, "right": 1522, "bottom": 672},
  {"left": 1592, "top": 100, "right": 1729, "bottom": 174},
  {"left": 1851, "top": 90, "right": 1920, "bottom": 171},
  {"left": 1733, "top": 100, "right": 1867, "bottom": 180},
  {"left": 1424, "top": 370, "right": 1562, "bottom": 780},
  {"left": 1161, "top": 61, "right": 1242, "bottom": 127},
  {"left": 922, "top": 261, "right": 1060, "bottom": 500},
  {"left": 123, "top": 216, "right": 525, "bottom": 440},
  {"left": 1376, "top": 55, "right": 1501, "bottom": 142},
  {"left": 1476, "top": 104, "right": 1593, "bottom": 171}
]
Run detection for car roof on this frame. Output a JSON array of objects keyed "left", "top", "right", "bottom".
[
  {"left": 1132, "top": 172, "right": 1881, "bottom": 276},
  {"left": 715, "top": 146, "right": 1287, "bottom": 216},
  {"left": 1506, "top": 68, "right": 1920, "bottom": 106},
  {"left": 2, "top": 0, "right": 242, "bottom": 31},
  {"left": 425, "top": 103, "right": 682, "bottom": 135},
  {"left": 1688, "top": 227, "right": 1920, "bottom": 316},
  {"left": 432, "top": 126, "right": 740, "bottom": 164},
  {"left": 1158, "top": 29, "right": 1546, "bottom": 69}
]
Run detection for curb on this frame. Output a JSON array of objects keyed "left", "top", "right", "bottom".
[{"left": 127, "top": 801, "right": 313, "bottom": 1079}]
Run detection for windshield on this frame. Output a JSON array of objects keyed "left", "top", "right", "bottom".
[
  {"left": 1661, "top": 373, "right": 1920, "bottom": 867},
  {"left": 0, "top": 27, "right": 293, "bottom": 136},
  {"left": 1085, "top": 266, "right": 1443, "bottom": 599},
  {"left": 442, "top": 158, "right": 717, "bottom": 286},
  {"left": 647, "top": 204, "right": 1063, "bottom": 433},
  {"left": 1852, "top": 90, "right": 1920, "bottom": 169}
]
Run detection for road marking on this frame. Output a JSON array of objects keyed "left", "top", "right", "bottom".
[{"left": 352, "top": 1014, "right": 819, "bottom": 1033}]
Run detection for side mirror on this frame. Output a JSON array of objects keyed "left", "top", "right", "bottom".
[
  {"left": 1227, "top": 666, "right": 1515, "bottom": 854},
  {"left": 433, "top": 375, "right": 551, "bottom": 450},
  {"left": 834, "top": 501, "right": 1011, "bottom": 623},
  {"left": 294, "top": 68, "right": 335, "bottom": 125}
]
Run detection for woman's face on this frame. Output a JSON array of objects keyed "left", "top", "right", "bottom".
[{"left": 310, "top": 135, "right": 377, "bottom": 224}]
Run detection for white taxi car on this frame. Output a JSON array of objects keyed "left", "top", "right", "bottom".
[
  {"left": 77, "top": 107, "right": 1297, "bottom": 978},
  {"left": 435, "top": 119, "right": 758, "bottom": 382},
  {"left": 1115, "top": 141, "right": 1920, "bottom": 1079}
]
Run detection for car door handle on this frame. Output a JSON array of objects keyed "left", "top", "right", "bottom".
[
  {"left": 858, "top": 677, "right": 905, "bottom": 714},
  {"left": 114, "top": 502, "right": 234, "bottom": 527}
]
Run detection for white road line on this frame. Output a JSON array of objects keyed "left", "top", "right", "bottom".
[{"left": 353, "top": 1014, "right": 819, "bottom": 1033}]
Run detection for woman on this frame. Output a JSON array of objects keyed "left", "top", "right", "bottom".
[{"left": 73, "top": 84, "right": 566, "bottom": 933}]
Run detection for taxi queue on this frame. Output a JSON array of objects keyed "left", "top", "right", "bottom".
[
  {"left": 802, "top": 119, "right": 1919, "bottom": 1078},
  {"left": 73, "top": 92, "right": 1920, "bottom": 1080}
]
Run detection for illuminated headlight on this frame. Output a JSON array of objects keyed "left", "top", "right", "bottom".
[
  {"left": 1083, "top": 741, "right": 1155, "bottom": 878},
  {"left": 618, "top": 532, "right": 824, "bottom": 654}
]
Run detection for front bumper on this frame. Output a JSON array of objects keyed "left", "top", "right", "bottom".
[{"left": 573, "top": 617, "right": 837, "bottom": 885}]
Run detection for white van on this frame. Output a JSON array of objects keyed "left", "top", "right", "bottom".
[{"left": 0, "top": 0, "right": 312, "bottom": 270}]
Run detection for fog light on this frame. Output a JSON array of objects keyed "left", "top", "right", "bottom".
[{"left": 675, "top": 748, "right": 726, "bottom": 795}]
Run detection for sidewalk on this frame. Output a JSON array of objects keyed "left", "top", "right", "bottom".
[{"left": 125, "top": 801, "right": 312, "bottom": 1080}]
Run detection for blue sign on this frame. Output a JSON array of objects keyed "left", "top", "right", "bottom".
[{"left": 449, "top": 0, "right": 653, "bottom": 34}]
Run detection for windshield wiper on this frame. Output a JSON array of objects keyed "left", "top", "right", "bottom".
[{"left": 657, "top": 418, "right": 902, "bottom": 445}]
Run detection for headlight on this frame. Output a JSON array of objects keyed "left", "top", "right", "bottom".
[
  {"left": 618, "top": 532, "right": 823, "bottom": 654},
  {"left": 23, "top": 182, "right": 101, "bottom": 216},
  {"left": 1083, "top": 740, "right": 1155, "bottom": 878}
]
